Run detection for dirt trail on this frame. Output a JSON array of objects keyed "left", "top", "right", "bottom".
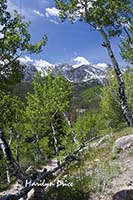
[{"left": 0, "top": 159, "right": 58, "bottom": 198}]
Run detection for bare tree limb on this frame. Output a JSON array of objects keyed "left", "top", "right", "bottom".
[
  {"left": 0, "top": 129, "right": 109, "bottom": 200},
  {"left": 0, "top": 152, "right": 79, "bottom": 200}
]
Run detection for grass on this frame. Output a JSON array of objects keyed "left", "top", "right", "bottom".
[{"left": 44, "top": 127, "right": 133, "bottom": 200}]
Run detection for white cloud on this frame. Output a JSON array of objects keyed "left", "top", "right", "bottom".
[
  {"left": 45, "top": 7, "right": 59, "bottom": 17},
  {"left": 50, "top": 19, "right": 59, "bottom": 24},
  {"left": 33, "top": 10, "right": 44, "bottom": 17},
  {"left": 33, "top": 59, "right": 52, "bottom": 74},
  {"left": 19, "top": 56, "right": 52, "bottom": 71},
  {"left": 19, "top": 56, "right": 33, "bottom": 64},
  {"left": 33, "top": 59, "right": 52, "bottom": 68},
  {"left": 45, "top": 7, "right": 60, "bottom": 24},
  {"left": 19, "top": 56, "right": 53, "bottom": 75},
  {"left": 73, "top": 56, "right": 91, "bottom": 68},
  {"left": 72, "top": 56, "right": 108, "bottom": 70}
]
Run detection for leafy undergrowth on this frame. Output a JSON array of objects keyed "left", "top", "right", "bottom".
[{"left": 44, "top": 127, "right": 133, "bottom": 200}]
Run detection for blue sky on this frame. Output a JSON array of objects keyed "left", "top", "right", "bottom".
[{"left": 7, "top": 0, "right": 129, "bottom": 68}]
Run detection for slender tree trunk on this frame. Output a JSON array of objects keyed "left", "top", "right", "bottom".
[
  {"left": 35, "top": 134, "right": 46, "bottom": 161},
  {"left": 97, "top": 25, "right": 133, "bottom": 127},
  {"left": 51, "top": 122, "right": 59, "bottom": 156},
  {"left": 8, "top": 135, "right": 13, "bottom": 146},
  {"left": 35, "top": 134, "right": 39, "bottom": 163},
  {"left": 0, "top": 129, "right": 26, "bottom": 182},
  {"left": 16, "top": 135, "right": 19, "bottom": 162},
  {"left": 123, "top": 27, "right": 132, "bottom": 44},
  {"left": 6, "top": 164, "right": 11, "bottom": 184},
  {"left": 5, "top": 135, "right": 13, "bottom": 184},
  {"left": 63, "top": 112, "right": 77, "bottom": 143}
]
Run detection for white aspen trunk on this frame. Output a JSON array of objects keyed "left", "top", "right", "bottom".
[
  {"left": 5, "top": 135, "right": 13, "bottom": 184},
  {"left": 51, "top": 122, "right": 59, "bottom": 156},
  {"left": 0, "top": 129, "right": 26, "bottom": 181},
  {"left": 8, "top": 135, "right": 13, "bottom": 146},
  {"left": 16, "top": 135, "right": 19, "bottom": 162},
  {"left": 97, "top": 24, "right": 133, "bottom": 127},
  {"left": 35, "top": 134, "right": 39, "bottom": 163},
  {"left": 6, "top": 164, "right": 10, "bottom": 184},
  {"left": 63, "top": 112, "right": 77, "bottom": 143}
]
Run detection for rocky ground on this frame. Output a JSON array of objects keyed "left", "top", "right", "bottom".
[
  {"left": 0, "top": 133, "right": 133, "bottom": 200},
  {"left": 94, "top": 134, "right": 133, "bottom": 200}
]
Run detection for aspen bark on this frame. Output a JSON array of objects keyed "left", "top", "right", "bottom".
[
  {"left": 63, "top": 112, "right": 77, "bottom": 143},
  {"left": 97, "top": 25, "right": 133, "bottom": 127}
]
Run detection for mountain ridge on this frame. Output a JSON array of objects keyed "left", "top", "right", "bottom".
[{"left": 23, "top": 62, "right": 108, "bottom": 84}]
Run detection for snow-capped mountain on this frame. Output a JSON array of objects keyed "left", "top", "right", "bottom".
[
  {"left": 23, "top": 62, "right": 108, "bottom": 84},
  {"left": 53, "top": 63, "right": 107, "bottom": 84},
  {"left": 23, "top": 64, "right": 37, "bottom": 82}
]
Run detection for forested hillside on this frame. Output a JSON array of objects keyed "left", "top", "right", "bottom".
[{"left": 0, "top": 0, "right": 133, "bottom": 199}]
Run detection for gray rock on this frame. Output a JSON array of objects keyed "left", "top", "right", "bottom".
[
  {"left": 112, "top": 189, "right": 133, "bottom": 200},
  {"left": 112, "top": 134, "right": 133, "bottom": 153}
]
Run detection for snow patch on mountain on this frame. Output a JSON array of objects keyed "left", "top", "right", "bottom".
[
  {"left": 33, "top": 59, "right": 52, "bottom": 75},
  {"left": 19, "top": 56, "right": 108, "bottom": 84},
  {"left": 73, "top": 56, "right": 91, "bottom": 68}
]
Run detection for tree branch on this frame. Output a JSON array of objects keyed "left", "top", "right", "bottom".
[
  {"left": 0, "top": 152, "right": 79, "bottom": 200},
  {"left": 0, "top": 132, "right": 107, "bottom": 200}
]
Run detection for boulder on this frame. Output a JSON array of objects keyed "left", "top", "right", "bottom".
[
  {"left": 112, "top": 134, "right": 133, "bottom": 153},
  {"left": 112, "top": 189, "right": 133, "bottom": 200}
]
